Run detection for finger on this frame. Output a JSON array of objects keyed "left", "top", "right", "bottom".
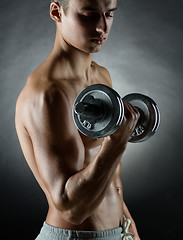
[
  {"left": 126, "top": 101, "right": 139, "bottom": 115},
  {"left": 123, "top": 101, "right": 140, "bottom": 120},
  {"left": 123, "top": 101, "right": 133, "bottom": 117}
]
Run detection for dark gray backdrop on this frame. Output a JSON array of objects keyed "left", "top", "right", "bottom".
[{"left": 0, "top": 0, "right": 183, "bottom": 239}]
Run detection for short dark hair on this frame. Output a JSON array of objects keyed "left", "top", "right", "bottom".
[{"left": 51, "top": 0, "right": 70, "bottom": 14}]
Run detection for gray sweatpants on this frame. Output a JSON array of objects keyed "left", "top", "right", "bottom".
[{"left": 35, "top": 222, "right": 123, "bottom": 240}]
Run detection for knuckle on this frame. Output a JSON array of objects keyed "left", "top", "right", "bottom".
[
  {"left": 129, "top": 111, "right": 136, "bottom": 121},
  {"left": 132, "top": 108, "right": 140, "bottom": 120},
  {"left": 134, "top": 111, "right": 140, "bottom": 120},
  {"left": 137, "top": 111, "right": 141, "bottom": 119}
]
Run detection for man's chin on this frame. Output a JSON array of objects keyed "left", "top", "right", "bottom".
[
  {"left": 77, "top": 42, "right": 104, "bottom": 54},
  {"left": 87, "top": 44, "right": 103, "bottom": 53}
]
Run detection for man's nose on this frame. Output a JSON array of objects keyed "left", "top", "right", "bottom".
[{"left": 96, "top": 15, "right": 109, "bottom": 34}]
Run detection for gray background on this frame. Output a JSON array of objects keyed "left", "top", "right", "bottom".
[{"left": 0, "top": 0, "right": 183, "bottom": 239}]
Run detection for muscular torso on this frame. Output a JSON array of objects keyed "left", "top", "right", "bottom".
[{"left": 15, "top": 59, "right": 123, "bottom": 231}]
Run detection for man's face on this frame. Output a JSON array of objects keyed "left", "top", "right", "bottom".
[{"left": 59, "top": 0, "right": 117, "bottom": 53}]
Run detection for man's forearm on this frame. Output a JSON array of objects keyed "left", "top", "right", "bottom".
[{"left": 62, "top": 139, "right": 126, "bottom": 224}]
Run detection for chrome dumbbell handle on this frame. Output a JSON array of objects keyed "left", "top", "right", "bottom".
[{"left": 74, "top": 96, "right": 105, "bottom": 121}]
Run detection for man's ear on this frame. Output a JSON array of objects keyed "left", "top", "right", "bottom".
[{"left": 50, "top": 2, "right": 62, "bottom": 22}]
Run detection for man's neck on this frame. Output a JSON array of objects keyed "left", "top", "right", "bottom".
[{"left": 50, "top": 30, "right": 93, "bottom": 82}]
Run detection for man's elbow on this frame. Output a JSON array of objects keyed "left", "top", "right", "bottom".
[
  {"left": 52, "top": 193, "right": 88, "bottom": 225},
  {"left": 62, "top": 209, "right": 87, "bottom": 225}
]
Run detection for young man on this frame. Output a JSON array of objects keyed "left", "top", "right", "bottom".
[{"left": 15, "top": 0, "right": 141, "bottom": 239}]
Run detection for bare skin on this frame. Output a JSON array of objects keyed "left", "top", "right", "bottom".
[{"left": 15, "top": 0, "right": 140, "bottom": 239}]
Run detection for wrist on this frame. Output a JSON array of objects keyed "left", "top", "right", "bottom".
[{"left": 102, "top": 136, "right": 127, "bottom": 156}]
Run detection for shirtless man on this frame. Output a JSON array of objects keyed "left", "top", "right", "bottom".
[{"left": 15, "top": 0, "right": 141, "bottom": 239}]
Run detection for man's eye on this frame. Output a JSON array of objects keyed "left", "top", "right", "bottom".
[
  {"left": 106, "top": 12, "right": 114, "bottom": 18},
  {"left": 82, "top": 12, "right": 100, "bottom": 19}
]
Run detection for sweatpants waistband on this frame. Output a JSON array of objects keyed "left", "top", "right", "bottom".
[{"left": 35, "top": 221, "right": 123, "bottom": 240}]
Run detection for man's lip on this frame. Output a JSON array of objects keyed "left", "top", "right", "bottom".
[
  {"left": 91, "top": 38, "right": 106, "bottom": 45},
  {"left": 92, "top": 37, "right": 106, "bottom": 41}
]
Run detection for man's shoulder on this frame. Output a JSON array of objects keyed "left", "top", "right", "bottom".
[
  {"left": 17, "top": 64, "right": 63, "bottom": 100},
  {"left": 92, "top": 61, "right": 110, "bottom": 76},
  {"left": 92, "top": 61, "right": 112, "bottom": 87},
  {"left": 15, "top": 74, "right": 69, "bottom": 141},
  {"left": 16, "top": 70, "right": 65, "bottom": 123}
]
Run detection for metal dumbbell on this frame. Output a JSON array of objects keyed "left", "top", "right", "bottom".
[{"left": 73, "top": 84, "right": 160, "bottom": 143}]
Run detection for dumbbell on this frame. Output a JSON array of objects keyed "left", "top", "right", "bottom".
[{"left": 73, "top": 84, "right": 160, "bottom": 143}]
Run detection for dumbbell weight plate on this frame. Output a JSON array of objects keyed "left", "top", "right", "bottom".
[
  {"left": 123, "top": 93, "right": 160, "bottom": 143},
  {"left": 73, "top": 84, "right": 124, "bottom": 138}
]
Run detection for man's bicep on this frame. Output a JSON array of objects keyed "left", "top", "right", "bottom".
[{"left": 27, "top": 88, "right": 84, "bottom": 205}]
